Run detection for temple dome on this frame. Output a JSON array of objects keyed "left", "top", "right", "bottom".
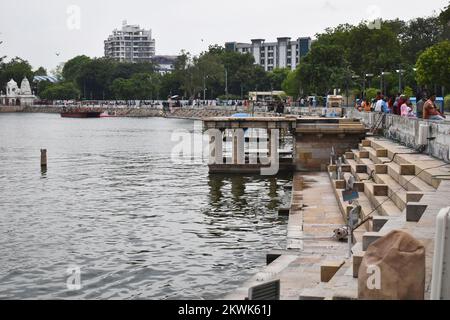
[
  {"left": 20, "top": 77, "right": 32, "bottom": 95},
  {"left": 6, "top": 79, "right": 19, "bottom": 96}
]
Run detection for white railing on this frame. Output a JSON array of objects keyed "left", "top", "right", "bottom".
[
  {"left": 431, "top": 207, "right": 450, "bottom": 300},
  {"left": 347, "top": 109, "right": 450, "bottom": 163}
]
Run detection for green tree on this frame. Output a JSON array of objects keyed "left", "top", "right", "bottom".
[
  {"left": 62, "top": 55, "right": 91, "bottom": 82},
  {"left": 415, "top": 40, "right": 450, "bottom": 90},
  {"left": 440, "top": 3, "right": 450, "bottom": 40},
  {"left": 39, "top": 82, "right": 80, "bottom": 100},
  {"left": 33, "top": 67, "right": 47, "bottom": 76},
  {"left": 267, "top": 68, "right": 290, "bottom": 91},
  {"left": 0, "top": 57, "right": 33, "bottom": 91},
  {"left": 399, "top": 17, "right": 444, "bottom": 65}
]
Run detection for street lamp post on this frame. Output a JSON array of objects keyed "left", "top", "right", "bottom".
[
  {"left": 382, "top": 72, "right": 391, "bottom": 96},
  {"left": 396, "top": 67, "right": 404, "bottom": 94},
  {"left": 225, "top": 69, "right": 228, "bottom": 98},
  {"left": 366, "top": 73, "right": 374, "bottom": 90},
  {"left": 203, "top": 75, "right": 208, "bottom": 102}
]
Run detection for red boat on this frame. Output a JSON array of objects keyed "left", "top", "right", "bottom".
[{"left": 61, "top": 110, "right": 102, "bottom": 118}]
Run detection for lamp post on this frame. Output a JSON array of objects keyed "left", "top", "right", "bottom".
[
  {"left": 396, "top": 67, "right": 404, "bottom": 94},
  {"left": 365, "top": 73, "right": 374, "bottom": 91},
  {"left": 381, "top": 72, "right": 391, "bottom": 95},
  {"left": 225, "top": 69, "right": 228, "bottom": 98},
  {"left": 203, "top": 75, "right": 209, "bottom": 102}
]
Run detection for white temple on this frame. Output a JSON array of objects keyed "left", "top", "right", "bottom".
[{"left": 0, "top": 78, "right": 36, "bottom": 106}]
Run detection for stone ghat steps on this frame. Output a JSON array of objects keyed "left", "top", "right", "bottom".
[
  {"left": 320, "top": 138, "right": 450, "bottom": 300},
  {"left": 299, "top": 260, "right": 358, "bottom": 300},
  {"left": 356, "top": 143, "right": 438, "bottom": 192},
  {"left": 368, "top": 137, "right": 450, "bottom": 188}
]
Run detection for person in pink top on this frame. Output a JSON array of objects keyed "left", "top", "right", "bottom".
[{"left": 400, "top": 97, "right": 411, "bottom": 117}]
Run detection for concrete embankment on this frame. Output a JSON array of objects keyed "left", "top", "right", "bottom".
[{"left": 0, "top": 105, "right": 237, "bottom": 120}]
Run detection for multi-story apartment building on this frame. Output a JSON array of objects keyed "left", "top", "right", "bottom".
[
  {"left": 104, "top": 21, "right": 156, "bottom": 63},
  {"left": 225, "top": 37, "right": 312, "bottom": 71}
]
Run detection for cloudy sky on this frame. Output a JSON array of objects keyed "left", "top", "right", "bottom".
[{"left": 0, "top": 0, "right": 448, "bottom": 71}]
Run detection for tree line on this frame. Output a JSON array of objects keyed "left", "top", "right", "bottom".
[{"left": 282, "top": 4, "right": 450, "bottom": 99}]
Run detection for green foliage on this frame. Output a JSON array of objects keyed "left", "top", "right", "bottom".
[
  {"left": 444, "top": 94, "right": 450, "bottom": 112},
  {"left": 62, "top": 55, "right": 91, "bottom": 81},
  {"left": 39, "top": 82, "right": 80, "bottom": 100},
  {"left": 110, "top": 73, "right": 160, "bottom": 100},
  {"left": 267, "top": 68, "right": 290, "bottom": 90},
  {"left": 365, "top": 88, "right": 379, "bottom": 101},
  {"left": 403, "top": 86, "right": 414, "bottom": 98},
  {"left": 399, "top": 17, "right": 444, "bottom": 65},
  {"left": 415, "top": 40, "right": 450, "bottom": 89},
  {"left": 440, "top": 3, "right": 450, "bottom": 40},
  {"left": 33, "top": 67, "right": 47, "bottom": 76},
  {"left": 0, "top": 57, "right": 33, "bottom": 91}
]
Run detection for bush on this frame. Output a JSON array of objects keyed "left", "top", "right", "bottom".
[
  {"left": 403, "top": 86, "right": 414, "bottom": 98},
  {"left": 39, "top": 82, "right": 80, "bottom": 100},
  {"left": 365, "top": 88, "right": 379, "bottom": 101},
  {"left": 445, "top": 94, "right": 450, "bottom": 112}
]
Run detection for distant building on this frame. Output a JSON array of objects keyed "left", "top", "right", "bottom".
[
  {"left": 225, "top": 37, "right": 312, "bottom": 71},
  {"left": 0, "top": 78, "right": 36, "bottom": 106},
  {"left": 104, "top": 21, "right": 156, "bottom": 63},
  {"left": 151, "top": 55, "right": 178, "bottom": 74}
]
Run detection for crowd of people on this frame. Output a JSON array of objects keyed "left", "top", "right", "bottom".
[{"left": 356, "top": 91, "right": 446, "bottom": 121}]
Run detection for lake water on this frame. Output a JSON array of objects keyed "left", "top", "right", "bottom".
[{"left": 0, "top": 113, "right": 290, "bottom": 299}]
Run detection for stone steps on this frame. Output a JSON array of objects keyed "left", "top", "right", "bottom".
[
  {"left": 368, "top": 138, "right": 449, "bottom": 188},
  {"left": 372, "top": 173, "right": 408, "bottom": 211},
  {"left": 363, "top": 182, "right": 403, "bottom": 217}
]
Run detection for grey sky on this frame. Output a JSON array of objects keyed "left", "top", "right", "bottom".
[{"left": 0, "top": 0, "right": 448, "bottom": 71}]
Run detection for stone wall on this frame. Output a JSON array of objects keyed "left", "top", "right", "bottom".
[
  {"left": 347, "top": 109, "right": 450, "bottom": 163},
  {"left": 0, "top": 105, "right": 237, "bottom": 119},
  {"left": 296, "top": 133, "right": 365, "bottom": 171}
]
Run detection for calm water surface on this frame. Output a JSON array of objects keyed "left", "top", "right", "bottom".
[{"left": 0, "top": 113, "right": 290, "bottom": 299}]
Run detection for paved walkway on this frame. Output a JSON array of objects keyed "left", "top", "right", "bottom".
[{"left": 224, "top": 172, "right": 348, "bottom": 300}]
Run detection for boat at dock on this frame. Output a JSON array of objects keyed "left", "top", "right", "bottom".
[{"left": 60, "top": 107, "right": 103, "bottom": 118}]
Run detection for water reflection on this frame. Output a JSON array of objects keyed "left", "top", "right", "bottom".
[{"left": 207, "top": 173, "right": 292, "bottom": 212}]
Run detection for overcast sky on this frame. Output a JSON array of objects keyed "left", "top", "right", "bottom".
[{"left": 0, "top": 0, "right": 448, "bottom": 71}]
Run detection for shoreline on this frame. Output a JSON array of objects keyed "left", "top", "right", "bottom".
[{"left": 0, "top": 105, "right": 239, "bottom": 120}]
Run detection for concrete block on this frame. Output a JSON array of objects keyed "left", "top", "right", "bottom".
[
  {"left": 406, "top": 203, "right": 428, "bottom": 222},
  {"left": 353, "top": 253, "right": 365, "bottom": 278},
  {"left": 356, "top": 164, "right": 368, "bottom": 174},
  {"left": 400, "top": 164, "right": 415, "bottom": 175},
  {"left": 321, "top": 260, "right": 345, "bottom": 282},
  {"left": 373, "top": 184, "right": 388, "bottom": 196},
  {"left": 345, "top": 152, "right": 354, "bottom": 159},
  {"left": 353, "top": 182, "right": 365, "bottom": 192},
  {"left": 335, "top": 180, "right": 346, "bottom": 190},
  {"left": 406, "top": 192, "right": 424, "bottom": 203},
  {"left": 372, "top": 216, "right": 389, "bottom": 232},
  {"left": 362, "top": 232, "right": 382, "bottom": 251},
  {"left": 362, "top": 140, "right": 371, "bottom": 147},
  {"left": 376, "top": 149, "right": 388, "bottom": 158},
  {"left": 359, "top": 151, "right": 370, "bottom": 159},
  {"left": 375, "top": 164, "right": 388, "bottom": 174}
]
